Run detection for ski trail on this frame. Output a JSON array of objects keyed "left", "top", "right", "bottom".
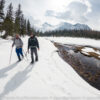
[{"left": 0, "top": 37, "right": 100, "bottom": 100}]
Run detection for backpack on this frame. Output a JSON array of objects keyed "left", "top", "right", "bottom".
[{"left": 29, "top": 37, "right": 37, "bottom": 47}]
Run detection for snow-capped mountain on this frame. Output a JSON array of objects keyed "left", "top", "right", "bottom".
[
  {"left": 73, "top": 23, "right": 91, "bottom": 30},
  {"left": 57, "top": 22, "right": 91, "bottom": 30},
  {"left": 39, "top": 22, "right": 54, "bottom": 32},
  {"left": 55, "top": 22, "right": 73, "bottom": 30},
  {"left": 40, "top": 22, "right": 91, "bottom": 32}
]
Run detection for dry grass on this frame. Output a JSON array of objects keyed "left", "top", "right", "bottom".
[
  {"left": 88, "top": 52, "right": 100, "bottom": 60},
  {"left": 76, "top": 46, "right": 84, "bottom": 51}
]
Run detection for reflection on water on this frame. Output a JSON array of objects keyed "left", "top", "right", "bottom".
[{"left": 64, "top": 44, "right": 100, "bottom": 68}]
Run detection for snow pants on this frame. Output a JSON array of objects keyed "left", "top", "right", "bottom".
[{"left": 16, "top": 48, "right": 23, "bottom": 60}]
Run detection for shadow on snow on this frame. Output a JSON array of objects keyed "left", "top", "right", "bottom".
[
  {"left": 0, "top": 63, "right": 35, "bottom": 100},
  {"left": 0, "top": 62, "right": 18, "bottom": 79}
]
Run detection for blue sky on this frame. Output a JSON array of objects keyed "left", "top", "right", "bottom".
[{"left": 6, "top": 0, "right": 100, "bottom": 30}]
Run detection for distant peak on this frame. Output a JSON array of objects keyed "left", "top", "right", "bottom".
[{"left": 39, "top": 22, "right": 91, "bottom": 32}]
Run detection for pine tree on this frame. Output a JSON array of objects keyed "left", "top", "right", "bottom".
[
  {"left": 31, "top": 27, "right": 36, "bottom": 34},
  {"left": 14, "top": 4, "right": 22, "bottom": 35},
  {"left": 3, "top": 3, "right": 14, "bottom": 38},
  {"left": 27, "top": 20, "right": 32, "bottom": 35},
  {"left": 20, "top": 14, "right": 27, "bottom": 36},
  {"left": 0, "top": 0, "right": 5, "bottom": 31}
]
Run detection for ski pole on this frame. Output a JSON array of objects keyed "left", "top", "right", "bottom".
[
  {"left": 9, "top": 47, "right": 13, "bottom": 64},
  {"left": 23, "top": 49, "right": 28, "bottom": 61}
]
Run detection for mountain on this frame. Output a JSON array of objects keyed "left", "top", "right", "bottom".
[
  {"left": 40, "top": 22, "right": 91, "bottom": 32},
  {"left": 55, "top": 22, "right": 73, "bottom": 30},
  {"left": 73, "top": 23, "right": 91, "bottom": 30},
  {"left": 40, "top": 22, "right": 54, "bottom": 32},
  {"left": 56, "top": 22, "right": 91, "bottom": 30}
]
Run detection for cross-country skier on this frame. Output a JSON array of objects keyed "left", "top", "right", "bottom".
[
  {"left": 12, "top": 34, "right": 24, "bottom": 62},
  {"left": 28, "top": 33, "right": 39, "bottom": 64}
]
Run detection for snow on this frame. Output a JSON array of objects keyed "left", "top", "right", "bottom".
[
  {"left": 47, "top": 37, "right": 100, "bottom": 48},
  {"left": 81, "top": 47, "right": 100, "bottom": 56},
  {"left": 0, "top": 31, "right": 6, "bottom": 36},
  {"left": 81, "top": 51, "right": 90, "bottom": 56},
  {"left": 82, "top": 48, "right": 95, "bottom": 53},
  {"left": 0, "top": 37, "right": 100, "bottom": 100}
]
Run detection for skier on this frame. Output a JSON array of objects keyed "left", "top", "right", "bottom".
[
  {"left": 12, "top": 34, "right": 24, "bottom": 62},
  {"left": 28, "top": 33, "right": 39, "bottom": 64}
]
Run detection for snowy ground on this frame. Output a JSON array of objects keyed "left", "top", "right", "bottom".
[
  {"left": 0, "top": 36, "right": 100, "bottom": 100},
  {"left": 47, "top": 37, "right": 100, "bottom": 48}
]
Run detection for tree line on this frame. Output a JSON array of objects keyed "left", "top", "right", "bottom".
[
  {"left": 37, "top": 30, "right": 100, "bottom": 39},
  {"left": 0, "top": 0, "right": 35, "bottom": 38}
]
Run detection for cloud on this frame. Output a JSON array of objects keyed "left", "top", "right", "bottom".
[
  {"left": 45, "top": 10, "right": 72, "bottom": 20},
  {"left": 5, "top": 0, "right": 100, "bottom": 30},
  {"left": 45, "top": 1, "right": 88, "bottom": 23},
  {"left": 85, "top": 0, "right": 100, "bottom": 30},
  {"left": 87, "top": 0, "right": 100, "bottom": 17},
  {"left": 45, "top": 10, "right": 55, "bottom": 17}
]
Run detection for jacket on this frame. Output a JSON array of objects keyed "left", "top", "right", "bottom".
[
  {"left": 28, "top": 36, "right": 39, "bottom": 49},
  {"left": 12, "top": 38, "right": 23, "bottom": 48}
]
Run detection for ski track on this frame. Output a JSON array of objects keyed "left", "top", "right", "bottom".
[{"left": 0, "top": 37, "right": 100, "bottom": 100}]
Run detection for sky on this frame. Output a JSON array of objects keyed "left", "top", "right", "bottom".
[{"left": 6, "top": 0, "right": 100, "bottom": 31}]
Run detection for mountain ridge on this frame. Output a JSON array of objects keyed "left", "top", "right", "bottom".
[{"left": 40, "top": 22, "right": 91, "bottom": 32}]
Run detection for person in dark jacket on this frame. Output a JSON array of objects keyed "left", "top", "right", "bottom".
[
  {"left": 12, "top": 34, "right": 24, "bottom": 61},
  {"left": 28, "top": 33, "right": 39, "bottom": 64}
]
